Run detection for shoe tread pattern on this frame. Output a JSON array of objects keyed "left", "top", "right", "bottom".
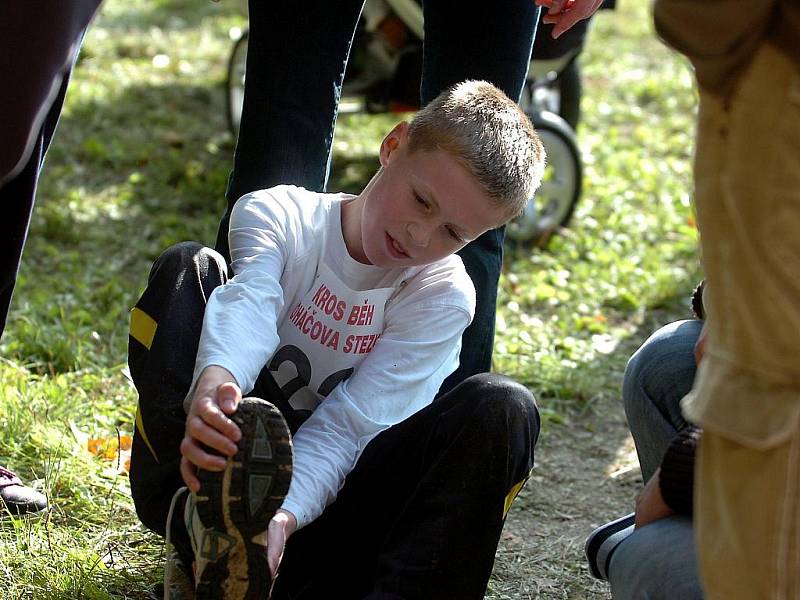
[{"left": 195, "top": 398, "right": 293, "bottom": 599}]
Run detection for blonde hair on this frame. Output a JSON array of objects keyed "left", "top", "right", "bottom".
[{"left": 407, "top": 80, "right": 545, "bottom": 218}]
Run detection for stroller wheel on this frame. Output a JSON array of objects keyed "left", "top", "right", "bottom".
[
  {"left": 507, "top": 110, "right": 582, "bottom": 246},
  {"left": 226, "top": 30, "right": 249, "bottom": 137}
]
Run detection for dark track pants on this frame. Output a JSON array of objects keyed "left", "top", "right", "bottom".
[
  {"left": 129, "top": 242, "right": 540, "bottom": 599},
  {"left": 0, "top": 1, "right": 101, "bottom": 338}
]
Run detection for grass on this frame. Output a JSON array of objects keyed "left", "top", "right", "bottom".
[{"left": 0, "top": 0, "right": 699, "bottom": 597}]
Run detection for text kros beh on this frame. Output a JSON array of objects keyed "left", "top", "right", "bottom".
[{"left": 288, "top": 283, "right": 381, "bottom": 354}]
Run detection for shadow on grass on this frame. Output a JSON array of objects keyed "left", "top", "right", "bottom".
[
  {"left": 41, "top": 78, "right": 381, "bottom": 250},
  {"left": 94, "top": 0, "right": 245, "bottom": 34},
  {"left": 13, "top": 74, "right": 385, "bottom": 373}
]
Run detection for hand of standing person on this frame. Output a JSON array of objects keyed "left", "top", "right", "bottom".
[
  {"left": 634, "top": 467, "right": 675, "bottom": 529},
  {"left": 534, "top": 0, "right": 604, "bottom": 38}
]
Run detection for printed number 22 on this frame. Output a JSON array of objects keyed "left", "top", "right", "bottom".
[{"left": 269, "top": 345, "right": 354, "bottom": 399}]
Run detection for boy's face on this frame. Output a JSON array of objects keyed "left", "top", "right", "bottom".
[{"left": 350, "top": 122, "right": 508, "bottom": 268}]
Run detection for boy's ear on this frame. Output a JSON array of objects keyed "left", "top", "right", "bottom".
[{"left": 379, "top": 122, "right": 410, "bottom": 167}]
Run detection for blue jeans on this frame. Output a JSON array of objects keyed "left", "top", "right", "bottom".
[
  {"left": 217, "top": 0, "right": 539, "bottom": 394},
  {"left": 609, "top": 516, "right": 702, "bottom": 600},
  {"left": 623, "top": 319, "right": 702, "bottom": 480},
  {"left": 608, "top": 319, "right": 704, "bottom": 599}
]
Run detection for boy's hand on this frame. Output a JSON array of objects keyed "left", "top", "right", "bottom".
[
  {"left": 266, "top": 509, "right": 297, "bottom": 578},
  {"left": 179, "top": 366, "right": 243, "bottom": 492},
  {"left": 534, "top": 0, "right": 604, "bottom": 39},
  {"left": 694, "top": 322, "right": 708, "bottom": 365},
  {"left": 634, "top": 468, "right": 674, "bottom": 529}
]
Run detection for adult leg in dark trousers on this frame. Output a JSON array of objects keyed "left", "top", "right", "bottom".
[
  {"left": 0, "top": 1, "right": 102, "bottom": 337},
  {"left": 128, "top": 242, "right": 539, "bottom": 598},
  {"left": 217, "top": 0, "right": 539, "bottom": 394},
  {"left": 0, "top": 0, "right": 102, "bottom": 516}
]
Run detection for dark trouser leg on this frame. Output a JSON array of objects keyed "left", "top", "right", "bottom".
[
  {"left": 128, "top": 242, "right": 300, "bottom": 562},
  {"left": 273, "top": 373, "right": 539, "bottom": 600},
  {"left": 216, "top": 0, "right": 366, "bottom": 260},
  {"left": 128, "top": 242, "right": 230, "bottom": 542},
  {"left": 421, "top": 0, "right": 539, "bottom": 393},
  {"left": 0, "top": 63, "right": 70, "bottom": 339},
  {"left": 0, "top": 129, "right": 48, "bottom": 338},
  {"left": 0, "top": 2, "right": 100, "bottom": 339}
]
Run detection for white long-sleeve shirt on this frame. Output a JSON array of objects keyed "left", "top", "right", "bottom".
[{"left": 188, "top": 185, "right": 475, "bottom": 527}]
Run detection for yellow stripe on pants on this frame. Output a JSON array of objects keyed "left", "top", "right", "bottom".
[
  {"left": 130, "top": 307, "right": 157, "bottom": 350},
  {"left": 129, "top": 306, "right": 160, "bottom": 462},
  {"left": 135, "top": 406, "right": 160, "bottom": 463},
  {"left": 504, "top": 478, "right": 527, "bottom": 517}
]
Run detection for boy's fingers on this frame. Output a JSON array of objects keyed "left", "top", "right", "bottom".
[
  {"left": 186, "top": 416, "right": 239, "bottom": 456},
  {"left": 267, "top": 519, "right": 287, "bottom": 578},
  {"left": 195, "top": 399, "right": 242, "bottom": 442},
  {"left": 267, "top": 547, "right": 283, "bottom": 579},
  {"left": 179, "top": 457, "right": 201, "bottom": 493},
  {"left": 180, "top": 435, "right": 228, "bottom": 471},
  {"left": 217, "top": 382, "right": 241, "bottom": 414}
]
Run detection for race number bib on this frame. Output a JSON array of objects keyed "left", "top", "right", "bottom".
[{"left": 269, "top": 261, "right": 395, "bottom": 416}]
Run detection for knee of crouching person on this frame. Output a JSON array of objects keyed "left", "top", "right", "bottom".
[
  {"left": 149, "top": 241, "right": 227, "bottom": 284},
  {"left": 457, "top": 373, "right": 540, "bottom": 446}
]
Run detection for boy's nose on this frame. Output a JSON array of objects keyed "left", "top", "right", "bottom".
[{"left": 406, "top": 221, "right": 432, "bottom": 247}]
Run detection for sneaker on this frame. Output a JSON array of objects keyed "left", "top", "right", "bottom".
[
  {"left": 164, "top": 548, "right": 196, "bottom": 600},
  {"left": 0, "top": 465, "right": 48, "bottom": 517},
  {"left": 584, "top": 513, "right": 635, "bottom": 580},
  {"left": 164, "top": 487, "right": 196, "bottom": 600},
  {"left": 190, "top": 398, "right": 293, "bottom": 600}
]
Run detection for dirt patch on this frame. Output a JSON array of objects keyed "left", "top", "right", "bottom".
[{"left": 489, "top": 392, "right": 644, "bottom": 599}]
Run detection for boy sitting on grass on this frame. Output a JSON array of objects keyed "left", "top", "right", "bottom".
[{"left": 128, "top": 80, "right": 545, "bottom": 600}]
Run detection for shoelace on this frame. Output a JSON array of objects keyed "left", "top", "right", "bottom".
[
  {"left": 0, "top": 466, "right": 22, "bottom": 489},
  {"left": 163, "top": 486, "right": 190, "bottom": 600}
]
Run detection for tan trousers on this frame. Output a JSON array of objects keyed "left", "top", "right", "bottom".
[
  {"left": 697, "top": 430, "right": 800, "bottom": 598},
  {"left": 685, "top": 42, "right": 800, "bottom": 599}
]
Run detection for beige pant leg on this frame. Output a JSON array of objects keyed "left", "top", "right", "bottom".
[
  {"left": 689, "top": 42, "right": 800, "bottom": 600},
  {"left": 697, "top": 429, "right": 800, "bottom": 599}
]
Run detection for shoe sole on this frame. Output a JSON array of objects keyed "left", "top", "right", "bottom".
[
  {"left": 194, "top": 398, "right": 293, "bottom": 599},
  {"left": 584, "top": 512, "right": 635, "bottom": 580}
]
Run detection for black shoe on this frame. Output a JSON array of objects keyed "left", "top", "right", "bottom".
[
  {"left": 191, "top": 398, "right": 293, "bottom": 600},
  {"left": 585, "top": 513, "right": 635, "bottom": 580},
  {"left": 0, "top": 465, "right": 48, "bottom": 517}
]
